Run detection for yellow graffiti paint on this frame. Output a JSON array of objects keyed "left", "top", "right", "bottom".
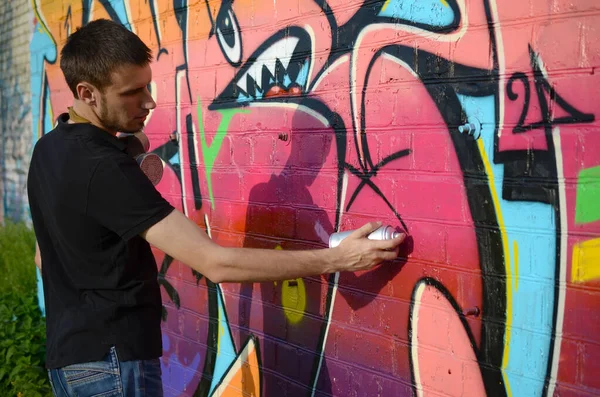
[
  {"left": 217, "top": 313, "right": 225, "bottom": 355},
  {"left": 440, "top": 0, "right": 449, "bottom": 7},
  {"left": 513, "top": 240, "right": 519, "bottom": 291},
  {"left": 282, "top": 279, "right": 306, "bottom": 324},
  {"left": 572, "top": 237, "right": 600, "bottom": 283},
  {"left": 381, "top": 0, "right": 391, "bottom": 13},
  {"left": 476, "top": 139, "right": 514, "bottom": 397},
  {"left": 274, "top": 244, "right": 307, "bottom": 323}
]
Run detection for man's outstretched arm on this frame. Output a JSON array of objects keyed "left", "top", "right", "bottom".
[{"left": 141, "top": 209, "right": 405, "bottom": 283}]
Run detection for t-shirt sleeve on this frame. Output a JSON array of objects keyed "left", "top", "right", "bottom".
[{"left": 87, "top": 155, "right": 174, "bottom": 240}]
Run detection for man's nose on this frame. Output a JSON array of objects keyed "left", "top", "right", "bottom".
[
  {"left": 143, "top": 100, "right": 156, "bottom": 110},
  {"left": 142, "top": 89, "right": 156, "bottom": 110}
]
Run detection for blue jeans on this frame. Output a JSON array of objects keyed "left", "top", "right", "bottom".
[{"left": 47, "top": 347, "right": 163, "bottom": 396}]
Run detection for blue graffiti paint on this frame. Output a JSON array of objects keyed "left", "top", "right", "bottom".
[
  {"left": 44, "top": 81, "right": 54, "bottom": 131},
  {"left": 378, "top": 0, "right": 455, "bottom": 27},
  {"left": 457, "top": 93, "right": 555, "bottom": 396},
  {"left": 237, "top": 92, "right": 252, "bottom": 103},
  {"left": 169, "top": 153, "right": 180, "bottom": 165},
  {"left": 208, "top": 287, "right": 238, "bottom": 396},
  {"left": 99, "top": 0, "right": 132, "bottom": 30},
  {"left": 31, "top": 82, "right": 55, "bottom": 317},
  {"left": 161, "top": 333, "right": 202, "bottom": 394},
  {"left": 30, "top": 19, "right": 56, "bottom": 140},
  {"left": 30, "top": 14, "right": 57, "bottom": 316},
  {"left": 36, "top": 268, "right": 45, "bottom": 316},
  {"left": 296, "top": 60, "right": 310, "bottom": 89},
  {"left": 34, "top": 82, "right": 56, "bottom": 316},
  {"left": 108, "top": 0, "right": 132, "bottom": 29}
]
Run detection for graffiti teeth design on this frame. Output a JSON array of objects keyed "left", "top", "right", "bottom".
[{"left": 211, "top": 28, "right": 312, "bottom": 109}]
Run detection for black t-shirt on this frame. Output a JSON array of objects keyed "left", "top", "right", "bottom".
[{"left": 27, "top": 114, "right": 174, "bottom": 369}]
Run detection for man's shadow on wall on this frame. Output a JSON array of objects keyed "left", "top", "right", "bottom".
[{"left": 237, "top": 108, "right": 413, "bottom": 396}]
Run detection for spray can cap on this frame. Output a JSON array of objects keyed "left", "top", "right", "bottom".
[{"left": 136, "top": 153, "right": 163, "bottom": 186}]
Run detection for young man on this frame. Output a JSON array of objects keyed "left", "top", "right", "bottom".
[{"left": 28, "top": 19, "right": 405, "bottom": 396}]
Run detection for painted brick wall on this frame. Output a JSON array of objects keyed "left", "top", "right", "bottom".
[
  {"left": 7, "top": 0, "right": 600, "bottom": 396},
  {"left": 0, "top": 0, "right": 32, "bottom": 223}
]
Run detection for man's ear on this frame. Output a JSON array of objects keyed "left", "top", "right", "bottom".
[{"left": 76, "top": 82, "right": 98, "bottom": 105}]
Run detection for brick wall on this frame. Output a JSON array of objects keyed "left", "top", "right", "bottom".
[
  {"left": 9, "top": 0, "right": 600, "bottom": 396},
  {"left": 0, "top": 0, "right": 32, "bottom": 223}
]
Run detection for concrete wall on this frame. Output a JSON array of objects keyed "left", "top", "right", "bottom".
[{"left": 5, "top": 0, "right": 600, "bottom": 396}]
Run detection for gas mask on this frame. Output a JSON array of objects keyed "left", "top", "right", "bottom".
[{"left": 117, "top": 131, "right": 164, "bottom": 186}]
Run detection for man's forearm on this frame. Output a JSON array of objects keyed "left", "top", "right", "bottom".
[
  {"left": 208, "top": 246, "right": 339, "bottom": 283},
  {"left": 143, "top": 210, "right": 402, "bottom": 284},
  {"left": 144, "top": 210, "right": 340, "bottom": 283}
]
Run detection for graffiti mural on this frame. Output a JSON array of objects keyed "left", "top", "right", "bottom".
[{"left": 27, "top": 0, "right": 600, "bottom": 396}]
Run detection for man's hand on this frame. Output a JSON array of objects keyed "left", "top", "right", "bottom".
[{"left": 333, "top": 222, "right": 406, "bottom": 273}]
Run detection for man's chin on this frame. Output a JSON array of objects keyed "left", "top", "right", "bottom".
[{"left": 120, "top": 123, "right": 144, "bottom": 134}]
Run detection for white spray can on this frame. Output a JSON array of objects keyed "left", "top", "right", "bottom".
[{"left": 329, "top": 225, "right": 401, "bottom": 248}]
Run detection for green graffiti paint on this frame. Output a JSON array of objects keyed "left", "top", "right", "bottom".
[
  {"left": 575, "top": 165, "right": 600, "bottom": 224},
  {"left": 197, "top": 98, "right": 249, "bottom": 209}
]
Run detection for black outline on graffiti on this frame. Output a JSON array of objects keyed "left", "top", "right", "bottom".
[
  {"left": 372, "top": 43, "right": 507, "bottom": 396},
  {"left": 214, "top": 0, "right": 243, "bottom": 67},
  {"left": 148, "top": 0, "right": 169, "bottom": 60},
  {"left": 196, "top": 282, "right": 244, "bottom": 397},
  {"left": 337, "top": 0, "right": 462, "bottom": 49},
  {"left": 157, "top": 254, "right": 180, "bottom": 321},
  {"left": 99, "top": 0, "right": 127, "bottom": 26},
  {"left": 64, "top": 5, "right": 73, "bottom": 36},
  {"left": 344, "top": 150, "right": 411, "bottom": 232},
  {"left": 507, "top": 48, "right": 595, "bottom": 135},
  {"left": 195, "top": 280, "right": 219, "bottom": 397}
]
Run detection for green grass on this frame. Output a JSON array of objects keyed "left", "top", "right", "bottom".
[
  {"left": 0, "top": 221, "right": 52, "bottom": 396},
  {"left": 0, "top": 221, "right": 36, "bottom": 295}
]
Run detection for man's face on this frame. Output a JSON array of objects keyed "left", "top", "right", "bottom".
[{"left": 96, "top": 63, "right": 155, "bottom": 134}]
